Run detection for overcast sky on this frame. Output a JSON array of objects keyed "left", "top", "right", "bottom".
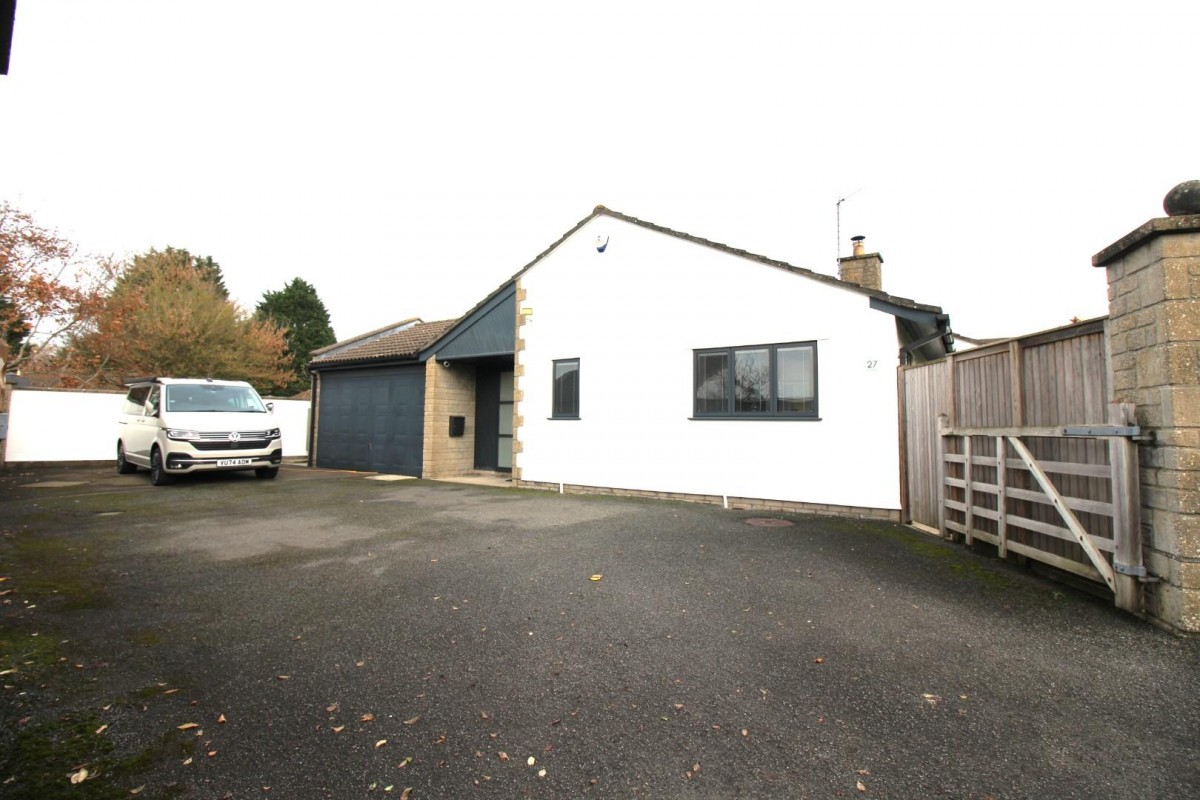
[{"left": 2, "top": 1, "right": 1196, "bottom": 342}]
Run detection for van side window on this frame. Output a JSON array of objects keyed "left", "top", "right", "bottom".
[
  {"left": 123, "top": 386, "right": 150, "bottom": 415},
  {"left": 145, "top": 386, "right": 161, "bottom": 417}
]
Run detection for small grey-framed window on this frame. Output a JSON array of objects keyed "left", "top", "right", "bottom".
[
  {"left": 693, "top": 341, "right": 817, "bottom": 418},
  {"left": 552, "top": 358, "right": 580, "bottom": 419}
]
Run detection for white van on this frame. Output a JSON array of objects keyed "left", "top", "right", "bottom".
[{"left": 116, "top": 377, "right": 282, "bottom": 485}]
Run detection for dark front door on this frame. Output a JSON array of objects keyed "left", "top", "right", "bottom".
[
  {"left": 316, "top": 366, "right": 425, "bottom": 476},
  {"left": 474, "top": 367, "right": 513, "bottom": 471},
  {"left": 474, "top": 369, "right": 500, "bottom": 470}
]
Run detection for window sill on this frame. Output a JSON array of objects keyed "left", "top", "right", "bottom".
[
  {"left": 689, "top": 416, "right": 822, "bottom": 421},
  {"left": 548, "top": 416, "right": 581, "bottom": 421}
]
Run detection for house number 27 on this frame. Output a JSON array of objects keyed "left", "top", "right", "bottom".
[{"left": 866, "top": 360, "right": 878, "bottom": 369}]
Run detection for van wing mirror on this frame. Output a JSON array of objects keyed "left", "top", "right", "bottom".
[{"left": 266, "top": 402, "right": 274, "bottom": 413}]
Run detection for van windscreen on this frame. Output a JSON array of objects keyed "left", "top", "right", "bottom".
[{"left": 164, "top": 384, "right": 267, "bottom": 413}]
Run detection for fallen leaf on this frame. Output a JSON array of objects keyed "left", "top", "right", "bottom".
[
  {"left": 95, "top": 724, "right": 108, "bottom": 735},
  {"left": 589, "top": 574, "right": 603, "bottom": 581},
  {"left": 332, "top": 725, "right": 345, "bottom": 733},
  {"left": 177, "top": 723, "right": 200, "bottom": 730},
  {"left": 435, "top": 734, "right": 447, "bottom": 745},
  {"left": 693, "top": 762, "right": 701, "bottom": 773},
  {"left": 487, "top": 732, "right": 497, "bottom": 740},
  {"left": 70, "top": 768, "right": 89, "bottom": 784},
  {"left": 376, "top": 740, "right": 388, "bottom": 749},
  {"left": 398, "top": 756, "right": 413, "bottom": 768},
  {"left": 857, "top": 780, "right": 867, "bottom": 792},
  {"left": 400, "top": 789, "right": 412, "bottom": 799},
  {"left": 356, "top": 661, "right": 365, "bottom": 668},
  {"left": 207, "top": 750, "right": 217, "bottom": 757},
  {"left": 857, "top": 769, "right": 870, "bottom": 776},
  {"left": 217, "top": 714, "right": 227, "bottom": 724},
  {"left": 480, "top": 710, "right": 490, "bottom": 720},
  {"left": 182, "top": 757, "right": 193, "bottom": 765},
  {"left": 538, "top": 768, "right": 547, "bottom": 778},
  {"left": 742, "top": 728, "right": 749, "bottom": 737},
  {"left": 130, "top": 786, "right": 145, "bottom": 795},
  {"left": 498, "top": 751, "right": 509, "bottom": 762},
  {"left": 326, "top": 703, "right": 339, "bottom": 713},
  {"left": 814, "top": 657, "right": 825, "bottom": 664},
  {"left": 674, "top": 703, "right": 685, "bottom": 710},
  {"left": 384, "top": 786, "right": 393, "bottom": 793},
  {"left": 162, "top": 688, "right": 179, "bottom": 695},
  {"left": 527, "top": 756, "right": 536, "bottom": 766},
  {"left": 403, "top": 715, "right": 421, "bottom": 725},
  {"left": 361, "top": 713, "right": 375, "bottom": 722}
]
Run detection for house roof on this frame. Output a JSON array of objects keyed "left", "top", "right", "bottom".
[
  {"left": 309, "top": 318, "right": 457, "bottom": 368},
  {"left": 324, "top": 205, "right": 953, "bottom": 369}
]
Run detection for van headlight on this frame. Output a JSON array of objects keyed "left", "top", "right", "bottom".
[
  {"left": 166, "top": 429, "right": 201, "bottom": 441},
  {"left": 266, "top": 428, "right": 281, "bottom": 439}
]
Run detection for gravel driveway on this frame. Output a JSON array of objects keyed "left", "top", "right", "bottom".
[{"left": 1, "top": 465, "right": 1198, "bottom": 799}]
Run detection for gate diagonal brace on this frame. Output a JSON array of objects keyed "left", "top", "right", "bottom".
[{"left": 1006, "top": 436, "right": 1118, "bottom": 592}]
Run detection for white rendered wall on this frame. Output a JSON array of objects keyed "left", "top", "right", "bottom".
[
  {"left": 4, "top": 389, "right": 311, "bottom": 462},
  {"left": 517, "top": 216, "right": 905, "bottom": 510}
]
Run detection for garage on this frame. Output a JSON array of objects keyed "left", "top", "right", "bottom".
[
  {"left": 308, "top": 318, "right": 456, "bottom": 476},
  {"left": 314, "top": 366, "right": 426, "bottom": 475}
]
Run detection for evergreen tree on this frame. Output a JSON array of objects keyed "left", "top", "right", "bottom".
[{"left": 255, "top": 278, "right": 336, "bottom": 394}]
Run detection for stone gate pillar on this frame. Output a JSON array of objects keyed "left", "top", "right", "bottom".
[{"left": 1093, "top": 181, "right": 1200, "bottom": 632}]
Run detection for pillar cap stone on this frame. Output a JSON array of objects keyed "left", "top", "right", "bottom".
[{"left": 1093, "top": 213, "right": 1200, "bottom": 267}]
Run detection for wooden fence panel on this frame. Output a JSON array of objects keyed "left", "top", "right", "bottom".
[{"left": 903, "top": 361, "right": 951, "bottom": 529}]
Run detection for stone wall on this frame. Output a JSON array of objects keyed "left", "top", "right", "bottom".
[
  {"left": 511, "top": 282, "right": 528, "bottom": 482},
  {"left": 1094, "top": 211, "right": 1200, "bottom": 632},
  {"left": 422, "top": 360, "right": 477, "bottom": 478}
]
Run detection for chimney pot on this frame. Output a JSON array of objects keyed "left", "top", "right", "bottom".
[{"left": 851, "top": 235, "right": 866, "bottom": 256}]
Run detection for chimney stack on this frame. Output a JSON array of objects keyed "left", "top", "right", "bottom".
[{"left": 838, "top": 234, "right": 884, "bottom": 291}]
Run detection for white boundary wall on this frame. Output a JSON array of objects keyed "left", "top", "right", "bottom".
[
  {"left": 3, "top": 388, "right": 310, "bottom": 463},
  {"left": 517, "top": 215, "right": 904, "bottom": 510}
]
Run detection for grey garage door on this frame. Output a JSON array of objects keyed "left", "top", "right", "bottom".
[{"left": 315, "top": 366, "right": 425, "bottom": 475}]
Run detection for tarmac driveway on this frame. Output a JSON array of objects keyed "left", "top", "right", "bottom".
[{"left": 1, "top": 465, "right": 1198, "bottom": 799}]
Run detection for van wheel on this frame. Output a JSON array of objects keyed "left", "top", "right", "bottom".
[
  {"left": 150, "top": 448, "right": 173, "bottom": 486},
  {"left": 255, "top": 467, "right": 279, "bottom": 480},
  {"left": 117, "top": 442, "right": 138, "bottom": 474}
]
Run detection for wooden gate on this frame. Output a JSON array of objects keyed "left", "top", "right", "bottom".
[{"left": 899, "top": 318, "right": 1146, "bottom": 612}]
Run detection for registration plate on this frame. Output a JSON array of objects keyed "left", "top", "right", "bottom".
[{"left": 217, "top": 458, "right": 252, "bottom": 467}]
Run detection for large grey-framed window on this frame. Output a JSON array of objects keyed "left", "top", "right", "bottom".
[
  {"left": 693, "top": 342, "right": 817, "bottom": 418},
  {"left": 552, "top": 358, "right": 580, "bottom": 419}
]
